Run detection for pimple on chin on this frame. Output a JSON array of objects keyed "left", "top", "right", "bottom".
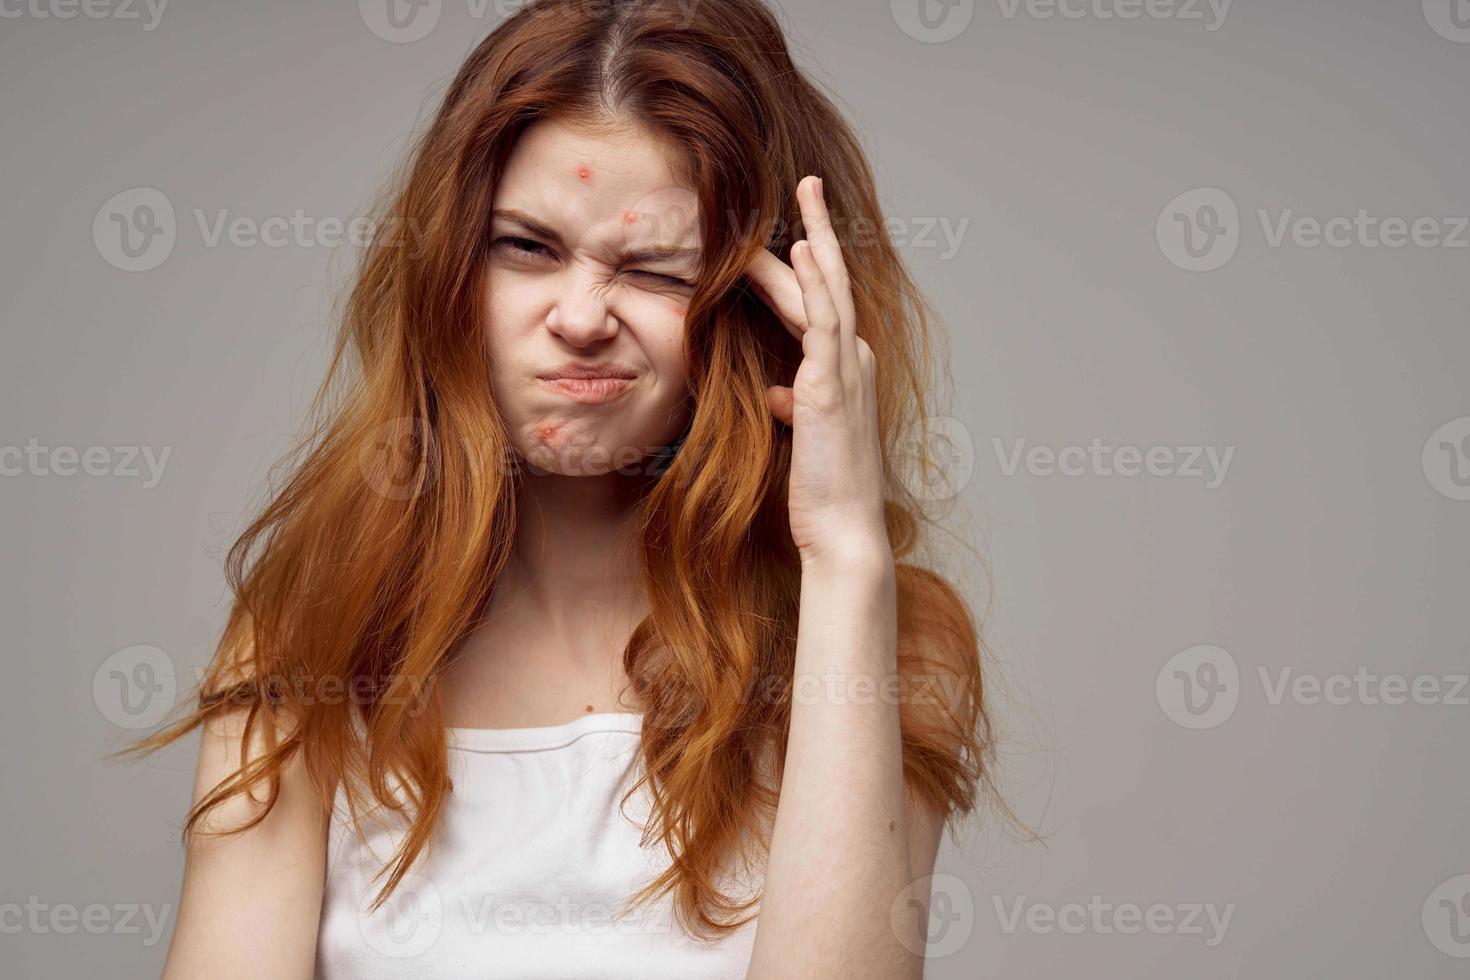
[{"left": 536, "top": 422, "right": 562, "bottom": 442}]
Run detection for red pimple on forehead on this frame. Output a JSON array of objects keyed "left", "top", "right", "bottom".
[{"left": 576, "top": 164, "right": 593, "bottom": 182}]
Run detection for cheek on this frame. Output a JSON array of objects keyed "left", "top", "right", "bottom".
[
  {"left": 614, "top": 291, "right": 689, "bottom": 370},
  {"left": 648, "top": 330, "right": 689, "bottom": 387},
  {"left": 481, "top": 272, "right": 533, "bottom": 340},
  {"left": 641, "top": 332, "right": 691, "bottom": 407},
  {"left": 481, "top": 285, "right": 552, "bottom": 389}
]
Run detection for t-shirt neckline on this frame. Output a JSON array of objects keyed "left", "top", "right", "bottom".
[{"left": 445, "top": 710, "right": 644, "bottom": 753}]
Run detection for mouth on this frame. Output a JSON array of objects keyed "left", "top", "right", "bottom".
[{"left": 537, "top": 376, "right": 636, "bottom": 405}]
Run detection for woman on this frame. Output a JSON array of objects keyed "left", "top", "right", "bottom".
[{"left": 119, "top": 0, "right": 1000, "bottom": 976}]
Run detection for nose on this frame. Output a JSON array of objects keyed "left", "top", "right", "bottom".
[{"left": 545, "top": 268, "right": 619, "bottom": 347}]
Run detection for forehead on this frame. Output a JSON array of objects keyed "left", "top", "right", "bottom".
[{"left": 492, "top": 117, "right": 702, "bottom": 254}]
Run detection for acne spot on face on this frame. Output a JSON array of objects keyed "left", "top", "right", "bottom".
[
  {"left": 623, "top": 210, "right": 639, "bottom": 224},
  {"left": 576, "top": 164, "right": 593, "bottom": 183},
  {"left": 672, "top": 304, "right": 688, "bottom": 317},
  {"left": 537, "top": 422, "right": 562, "bottom": 443}
]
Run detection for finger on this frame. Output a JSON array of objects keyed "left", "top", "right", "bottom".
[
  {"left": 797, "top": 176, "right": 858, "bottom": 368},
  {"left": 791, "top": 239, "right": 841, "bottom": 376},
  {"left": 743, "top": 247, "right": 807, "bottom": 342}
]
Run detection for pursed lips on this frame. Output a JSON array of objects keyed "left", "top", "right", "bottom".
[{"left": 536, "top": 375, "right": 636, "bottom": 405}]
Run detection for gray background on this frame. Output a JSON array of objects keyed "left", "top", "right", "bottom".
[{"left": 2, "top": 0, "right": 1468, "bottom": 976}]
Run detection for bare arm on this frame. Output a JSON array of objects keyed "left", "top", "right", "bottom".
[
  {"left": 745, "top": 175, "right": 952, "bottom": 978},
  {"left": 161, "top": 708, "right": 331, "bottom": 980},
  {"left": 746, "top": 549, "right": 935, "bottom": 980}
]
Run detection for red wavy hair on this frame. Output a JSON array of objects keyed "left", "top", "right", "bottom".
[{"left": 115, "top": 0, "right": 1004, "bottom": 940}]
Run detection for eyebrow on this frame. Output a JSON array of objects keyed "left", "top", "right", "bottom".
[{"left": 491, "top": 208, "right": 702, "bottom": 265}]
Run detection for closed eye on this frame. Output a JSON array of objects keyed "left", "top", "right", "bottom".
[
  {"left": 632, "top": 270, "right": 695, "bottom": 287},
  {"left": 492, "top": 236, "right": 694, "bottom": 287},
  {"left": 632, "top": 270, "right": 693, "bottom": 285}
]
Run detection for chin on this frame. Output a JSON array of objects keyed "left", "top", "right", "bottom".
[{"left": 515, "top": 430, "right": 654, "bottom": 478}]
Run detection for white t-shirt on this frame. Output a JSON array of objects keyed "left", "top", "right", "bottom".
[{"left": 315, "top": 711, "right": 761, "bottom": 978}]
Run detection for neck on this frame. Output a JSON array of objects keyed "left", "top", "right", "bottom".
[{"left": 497, "top": 468, "right": 654, "bottom": 635}]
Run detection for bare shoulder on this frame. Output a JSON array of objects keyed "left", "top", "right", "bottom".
[{"left": 161, "top": 700, "right": 334, "bottom": 980}]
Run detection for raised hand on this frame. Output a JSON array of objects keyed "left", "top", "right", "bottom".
[{"left": 743, "top": 175, "right": 888, "bottom": 566}]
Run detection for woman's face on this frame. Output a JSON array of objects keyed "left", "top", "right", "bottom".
[{"left": 483, "top": 117, "right": 701, "bottom": 477}]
